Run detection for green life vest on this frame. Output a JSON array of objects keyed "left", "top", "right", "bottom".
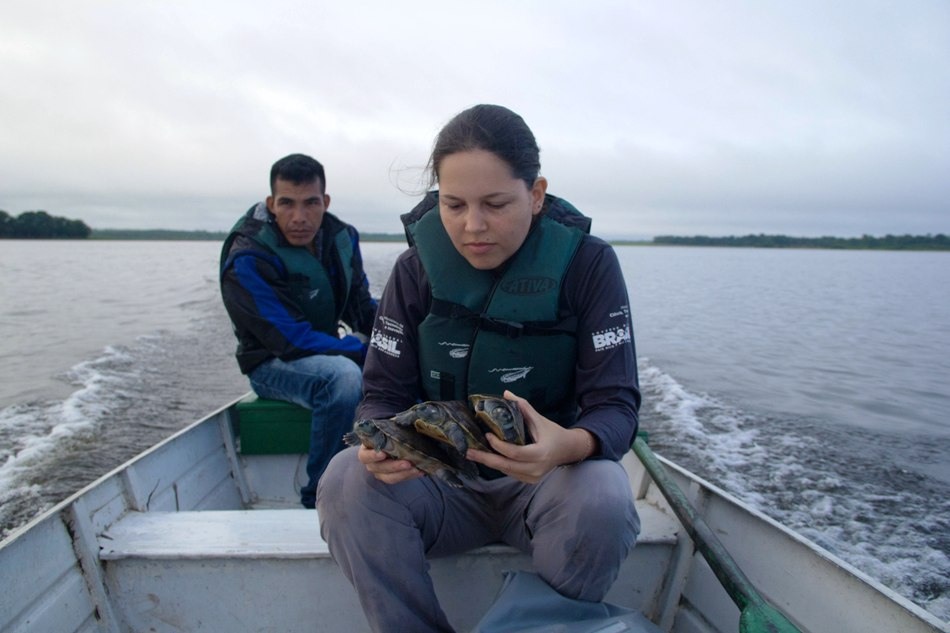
[
  {"left": 221, "top": 205, "right": 353, "bottom": 336},
  {"left": 406, "top": 194, "right": 588, "bottom": 425}
]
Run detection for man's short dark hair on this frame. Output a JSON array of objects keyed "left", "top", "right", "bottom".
[{"left": 270, "top": 154, "right": 326, "bottom": 194}]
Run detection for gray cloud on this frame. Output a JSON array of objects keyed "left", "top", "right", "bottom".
[{"left": 1, "top": 1, "right": 947, "bottom": 238}]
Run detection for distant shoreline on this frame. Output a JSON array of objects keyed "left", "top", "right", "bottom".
[
  {"left": 84, "top": 229, "right": 408, "bottom": 242},
  {"left": 4, "top": 229, "right": 948, "bottom": 251},
  {"left": 651, "top": 233, "right": 949, "bottom": 251}
]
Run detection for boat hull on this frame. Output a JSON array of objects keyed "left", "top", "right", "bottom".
[{"left": 1, "top": 395, "right": 945, "bottom": 633}]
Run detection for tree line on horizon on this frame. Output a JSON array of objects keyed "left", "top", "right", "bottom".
[
  {"left": 653, "top": 233, "right": 949, "bottom": 250},
  {"left": 2, "top": 209, "right": 946, "bottom": 251},
  {"left": 0, "top": 210, "right": 91, "bottom": 239}
]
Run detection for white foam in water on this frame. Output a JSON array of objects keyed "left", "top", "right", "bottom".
[
  {"left": 0, "top": 398, "right": 86, "bottom": 538},
  {"left": 0, "top": 394, "right": 95, "bottom": 481},
  {"left": 639, "top": 358, "right": 950, "bottom": 621},
  {"left": 0, "top": 344, "right": 140, "bottom": 535},
  {"left": 640, "top": 360, "right": 773, "bottom": 505}
]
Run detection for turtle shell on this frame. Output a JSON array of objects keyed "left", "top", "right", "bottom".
[
  {"left": 391, "top": 400, "right": 491, "bottom": 453},
  {"left": 469, "top": 394, "right": 527, "bottom": 445},
  {"left": 344, "top": 417, "right": 477, "bottom": 488}
]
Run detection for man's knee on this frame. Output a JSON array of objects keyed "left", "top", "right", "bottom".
[
  {"left": 319, "top": 356, "right": 363, "bottom": 396},
  {"left": 300, "top": 356, "right": 362, "bottom": 408},
  {"left": 335, "top": 358, "right": 363, "bottom": 398}
]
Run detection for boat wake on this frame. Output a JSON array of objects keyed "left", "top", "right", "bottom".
[
  {"left": 638, "top": 359, "right": 950, "bottom": 623},
  {"left": 0, "top": 308, "right": 246, "bottom": 541}
]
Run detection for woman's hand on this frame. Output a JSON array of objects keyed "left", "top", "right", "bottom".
[
  {"left": 357, "top": 444, "right": 425, "bottom": 485},
  {"left": 465, "top": 390, "right": 597, "bottom": 484}
]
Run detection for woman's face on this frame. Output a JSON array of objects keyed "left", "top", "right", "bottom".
[{"left": 437, "top": 149, "right": 547, "bottom": 270}]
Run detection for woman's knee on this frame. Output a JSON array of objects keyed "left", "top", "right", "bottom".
[
  {"left": 585, "top": 474, "right": 637, "bottom": 527},
  {"left": 531, "top": 463, "right": 640, "bottom": 599},
  {"left": 316, "top": 447, "right": 364, "bottom": 524},
  {"left": 579, "top": 466, "right": 640, "bottom": 542}
]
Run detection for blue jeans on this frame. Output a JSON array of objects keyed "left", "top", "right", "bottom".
[{"left": 249, "top": 355, "right": 363, "bottom": 508}]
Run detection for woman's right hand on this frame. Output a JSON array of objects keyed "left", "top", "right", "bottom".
[{"left": 357, "top": 445, "right": 424, "bottom": 485}]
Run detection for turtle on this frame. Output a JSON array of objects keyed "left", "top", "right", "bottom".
[
  {"left": 343, "top": 417, "right": 477, "bottom": 488},
  {"left": 469, "top": 394, "right": 528, "bottom": 445},
  {"left": 391, "top": 400, "right": 492, "bottom": 454}
]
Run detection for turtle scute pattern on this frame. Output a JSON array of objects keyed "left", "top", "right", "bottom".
[
  {"left": 343, "top": 417, "right": 477, "bottom": 488},
  {"left": 343, "top": 394, "right": 527, "bottom": 487}
]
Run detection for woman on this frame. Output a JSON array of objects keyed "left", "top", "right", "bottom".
[{"left": 316, "top": 104, "right": 641, "bottom": 633}]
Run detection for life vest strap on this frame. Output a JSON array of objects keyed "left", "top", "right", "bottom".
[{"left": 429, "top": 299, "right": 578, "bottom": 339}]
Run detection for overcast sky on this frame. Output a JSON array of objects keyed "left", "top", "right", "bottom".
[{"left": 1, "top": 1, "right": 948, "bottom": 238}]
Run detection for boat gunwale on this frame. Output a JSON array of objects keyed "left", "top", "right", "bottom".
[
  {"left": 1, "top": 392, "right": 946, "bottom": 632},
  {"left": 642, "top": 452, "right": 949, "bottom": 630}
]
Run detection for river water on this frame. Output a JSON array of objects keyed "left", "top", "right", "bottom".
[{"left": 0, "top": 239, "right": 947, "bottom": 622}]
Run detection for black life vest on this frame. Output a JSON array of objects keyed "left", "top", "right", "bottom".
[{"left": 221, "top": 203, "right": 353, "bottom": 335}]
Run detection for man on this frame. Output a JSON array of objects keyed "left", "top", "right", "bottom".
[{"left": 220, "top": 153, "right": 377, "bottom": 508}]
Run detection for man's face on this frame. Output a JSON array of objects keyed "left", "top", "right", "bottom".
[{"left": 266, "top": 177, "right": 330, "bottom": 248}]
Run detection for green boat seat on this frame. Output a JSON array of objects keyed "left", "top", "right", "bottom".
[{"left": 235, "top": 393, "right": 311, "bottom": 454}]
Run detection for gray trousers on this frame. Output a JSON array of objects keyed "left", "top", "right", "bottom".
[{"left": 316, "top": 447, "right": 641, "bottom": 633}]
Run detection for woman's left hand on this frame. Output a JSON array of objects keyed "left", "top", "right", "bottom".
[{"left": 465, "top": 390, "right": 596, "bottom": 484}]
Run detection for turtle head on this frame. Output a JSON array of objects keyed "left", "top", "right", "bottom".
[
  {"left": 348, "top": 418, "right": 388, "bottom": 451},
  {"left": 353, "top": 418, "right": 378, "bottom": 435}
]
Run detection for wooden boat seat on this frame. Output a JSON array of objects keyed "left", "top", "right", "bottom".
[
  {"left": 98, "top": 506, "right": 676, "bottom": 631},
  {"left": 99, "top": 502, "right": 678, "bottom": 560}
]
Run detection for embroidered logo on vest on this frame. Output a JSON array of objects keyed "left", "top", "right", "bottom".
[
  {"left": 439, "top": 341, "right": 470, "bottom": 359},
  {"left": 500, "top": 277, "right": 557, "bottom": 295},
  {"left": 490, "top": 367, "right": 533, "bottom": 383}
]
